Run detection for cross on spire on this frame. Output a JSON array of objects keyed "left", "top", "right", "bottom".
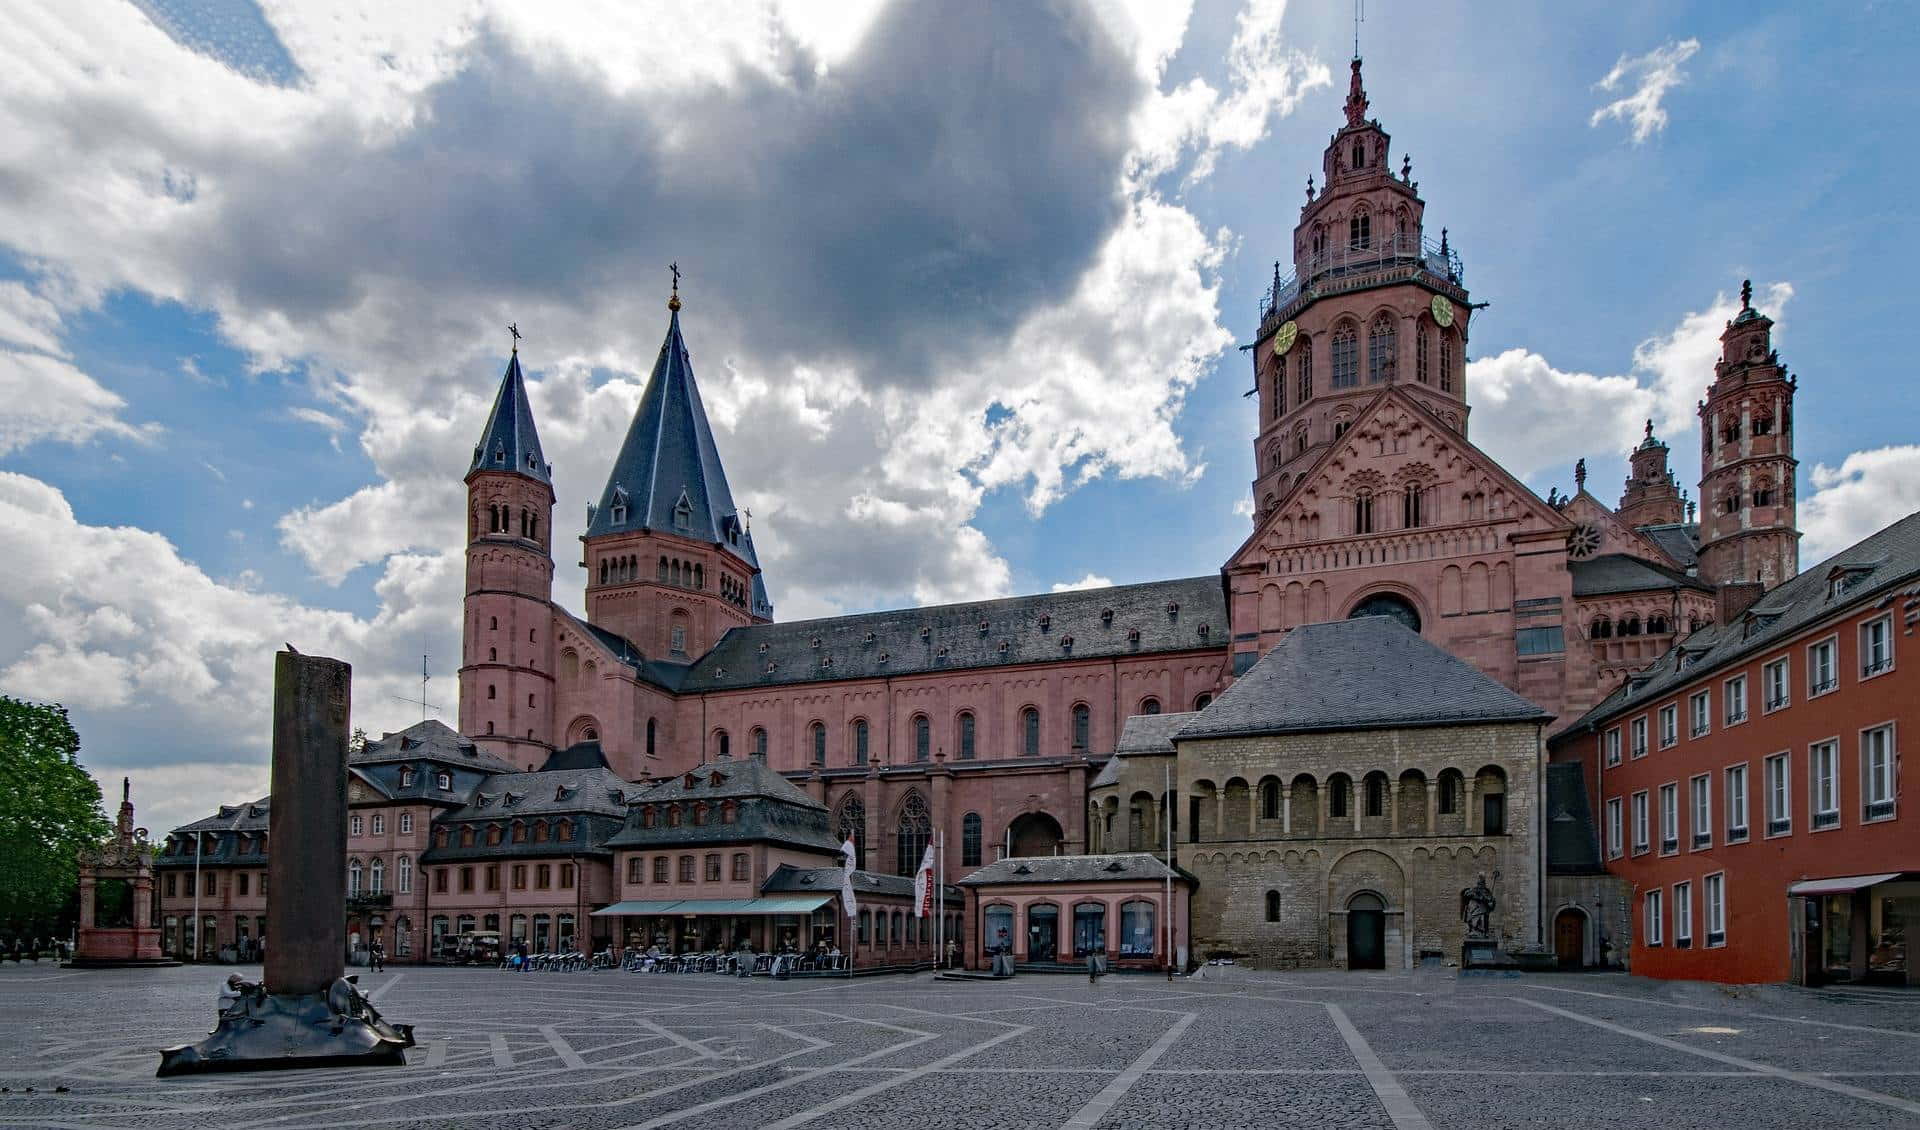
[
  {"left": 668, "top": 261, "right": 683, "bottom": 311},
  {"left": 507, "top": 321, "right": 521, "bottom": 353}
]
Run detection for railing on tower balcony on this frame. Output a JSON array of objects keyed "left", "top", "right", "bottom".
[{"left": 1258, "top": 233, "right": 1464, "bottom": 338}]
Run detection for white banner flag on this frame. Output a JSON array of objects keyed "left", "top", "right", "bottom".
[
  {"left": 912, "top": 845, "right": 935, "bottom": 918},
  {"left": 839, "top": 837, "right": 859, "bottom": 921}
]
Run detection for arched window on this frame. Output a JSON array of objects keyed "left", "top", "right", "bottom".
[
  {"left": 1437, "top": 770, "right": 1463, "bottom": 815},
  {"left": 646, "top": 717, "right": 657, "bottom": 757},
  {"left": 1260, "top": 780, "right": 1280, "bottom": 819},
  {"left": 1752, "top": 484, "right": 1775, "bottom": 507},
  {"left": 1402, "top": 486, "right": 1426, "bottom": 529},
  {"left": 489, "top": 616, "right": 498, "bottom": 630},
  {"left": 1071, "top": 703, "right": 1090, "bottom": 751},
  {"left": 1439, "top": 330, "right": 1455, "bottom": 393},
  {"left": 1349, "top": 207, "right": 1371, "bottom": 249},
  {"left": 750, "top": 727, "right": 767, "bottom": 758},
  {"left": 1265, "top": 890, "right": 1281, "bottom": 922},
  {"left": 1329, "top": 775, "right": 1351, "bottom": 818},
  {"left": 397, "top": 854, "right": 412, "bottom": 894},
  {"left": 1353, "top": 491, "right": 1374, "bottom": 534},
  {"left": 369, "top": 857, "right": 385, "bottom": 894},
  {"left": 347, "top": 859, "right": 363, "bottom": 896},
  {"left": 1349, "top": 593, "right": 1421, "bottom": 633},
  {"left": 1647, "top": 614, "right": 1669, "bottom": 635},
  {"left": 1415, "top": 324, "right": 1430, "bottom": 383},
  {"left": 1021, "top": 707, "right": 1041, "bottom": 756},
  {"left": 836, "top": 795, "right": 866, "bottom": 870},
  {"left": 852, "top": 720, "right": 870, "bottom": 765},
  {"left": 962, "top": 812, "right": 982, "bottom": 867},
  {"left": 958, "top": 712, "right": 976, "bottom": 759},
  {"left": 714, "top": 731, "right": 730, "bottom": 759},
  {"left": 1619, "top": 614, "right": 1641, "bottom": 636},
  {"left": 811, "top": 721, "right": 827, "bottom": 765},
  {"left": 1351, "top": 139, "right": 1366, "bottom": 170},
  {"left": 1368, "top": 315, "right": 1396, "bottom": 382},
  {"left": 1194, "top": 693, "right": 1212, "bottom": 711},
  {"left": 1364, "top": 773, "right": 1386, "bottom": 817},
  {"left": 1590, "top": 617, "right": 1613, "bottom": 639},
  {"left": 1140, "top": 697, "right": 1161, "bottom": 716},
  {"left": 913, "top": 715, "right": 931, "bottom": 762},
  {"left": 1296, "top": 340, "right": 1313, "bottom": 405},
  {"left": 487, "top": 684, "right": 496, "bottom": 699},
  {"left": 1331, "top": 322, "right": 1359, "bottom": 388},
  {"left": 895, "top": 792, "right": 931, "bottom": 876}
]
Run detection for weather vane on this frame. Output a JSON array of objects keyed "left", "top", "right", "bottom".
[
  {"left": 1353, "top": 0, "right": 1364, "bottom": 58},
  {"left": 507, "top": 321, "right": 521, "bottom": 353},
  {"left": 667, "top": 261, "right": 683, "bottom": 311}
]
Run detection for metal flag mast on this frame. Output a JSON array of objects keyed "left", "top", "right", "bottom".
[{"left": 1165, "top": 762, "right": 1174, "bottom": 980}]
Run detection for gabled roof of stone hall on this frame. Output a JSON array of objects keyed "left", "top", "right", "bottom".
[
  {"left": 468, "top": 350, "right": 551, "bottom": 485},
  {"left": 1175, "top": 617, "right": 1549, "bottom": 741},
  {"left": 686, "top": 575, "right": 1227, "bottom": 693},
  {"left": 585, "top": 305, "right": 768, "bottom": 614},
  {"left": 1637, "top": 523, "right": 1701, "bottom": 571},
  {"left": 1554, "top": 508, "right": 1920, "bottom": 743},
  {"left": 957, "top": 853, "right": 1194, "bottom": 887},
  {"left": 1568, "top": 553, "right": 1712, "bottom": 597}
]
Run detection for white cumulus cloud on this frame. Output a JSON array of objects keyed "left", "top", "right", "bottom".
[
  {"left": 1800, "top": 446, "right": 1920, "bottom": 563},
  {"left": 1051, "top": 573, "right": 1114, "bottom": 593},
  {"left": 1590, "top": 37, "right": 1700, "bottom": 144}
]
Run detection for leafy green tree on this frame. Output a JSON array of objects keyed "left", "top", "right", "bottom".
[{"left": 0, "top": 697, "right": 110, "bottom": 938}]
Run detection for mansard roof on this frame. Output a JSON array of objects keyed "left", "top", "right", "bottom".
[
  {"left": 1176, "top": 617, "right": 1547, "bottom": 741},
  {"left": 760, "top": 863, "right": 961, "bottom": 903},
  {"left": 468, "top": 351, "right": 551, "bottom": 485},
  {"left": 585, "top": 308, "right": 767, "bottom": 613},
  {"left": 1555, "top": 509, "right": 1920, "bottom": 741},
  {"left": 168, "top": 797, "right": 271, "bottom": 837},
  {"left": 957, "top": 853, "right": 1193, "bottom": 887},
  {"left": 606, "top": 759, "right": 840, "bottom": 854},
  {"left": 683, "top": 575, "right": 1227, "bottom": 691},
  {"left": 351, "top": 719, "right": 518, "bottom": 773},
  {"left": 1569, "top": 553, "right": 1712, "bottom": 598},
  {"left": 441, "top": 765, "right": 632, "bottom": 822}
]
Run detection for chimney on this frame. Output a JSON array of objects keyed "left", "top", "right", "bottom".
[{"left": 1716, "top": 581, "right": 1764, "bottom": 624}]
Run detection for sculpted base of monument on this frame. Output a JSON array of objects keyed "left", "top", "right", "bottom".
[{"left": 158, "top": 651, "right": 415, "bottom": 1076}]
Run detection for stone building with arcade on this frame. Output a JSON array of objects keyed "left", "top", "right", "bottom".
[{"left": 160, "top": 52, "right": 1837, "bottom": 975}]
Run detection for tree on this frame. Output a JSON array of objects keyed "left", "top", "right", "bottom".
[
  {"left": 0, "top": 697, "right": 110, "bottom": 938},
  {"left": 349, "top": 727, "right": 369, "bottom": 755}
]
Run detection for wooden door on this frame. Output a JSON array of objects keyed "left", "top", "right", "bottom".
[{"left": 1554, "top": 910, "right": 1584, "bottom": 968}]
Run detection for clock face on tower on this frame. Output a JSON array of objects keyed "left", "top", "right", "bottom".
[
  {"left": 1430, "top": 295, "right": 1454, "bottom": 328},
  {"left": 1273, "top": 321, "right": 1298, "bottom": 357}
]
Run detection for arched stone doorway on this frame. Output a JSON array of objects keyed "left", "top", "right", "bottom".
[
  {"left": 1553, "top": 907, "right": 1588, "bottom": 969},
  {"left": 1348, "top": 592, "right": 1421, "bottom": 633},
  {"left": 1007, "top": 812, "right": 1064, "bottom": 858},
  {"left": 1346, "top": 892, "right": 1387, "bottom": 970}
]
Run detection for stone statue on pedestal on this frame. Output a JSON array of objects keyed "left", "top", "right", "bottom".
[{"left": 1459, "top": 874, "right": 1496, "bottom": 939}]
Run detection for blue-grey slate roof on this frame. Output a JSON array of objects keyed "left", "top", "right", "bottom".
[
  {"left": 1116, "top": 711, "right": 1198, "bottom": 754},
  {"left": 606, "top": 758, "right": 841, "bottom": 854},
  {"left": 1555, "top": 508, "right": 1920, "bottom": 741},
  {"left": 468, "top": 351, "right": 550, "bottom": 484},
  {"left": 585, "top": 308, "right": 769, "bottom": 617},
  {"left": 957, "top": 853, "right": 1193, "bottom": 886},
  {"left": 686, "top": 575, "right": 1226, "bottom": 692},
  {"left": 1638, "top": 523, "right": 1700, "bottom": 571},
  {"left": 1175, "top": 617, "right": 1549, "bottom": 741},
  {"left": 422, "top": 764, "right": 631, "bottom": 862},
  {"left": 1569, "top": 553, "right": 1711, "bottom": 597}
]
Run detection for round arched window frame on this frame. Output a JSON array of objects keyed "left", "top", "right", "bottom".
[{"left": 1347, "top": 593, "right": 1421, "bottom": 634}]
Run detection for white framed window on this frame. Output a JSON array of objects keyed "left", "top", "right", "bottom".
[
  {"left": 1726, "top": 762, "right": 1749, "bottom": 842},
  {"left": 1724, "top": 674, "right": 1748, "bottom": 725},
  {"left": 1659, "top": 783, "right": 1679, "bottom": 854},
  {"left": 1763, "top": 656, "right": 1790, "bottom": 713},
  {"left": 1861, "top": 616, "right": 1894, "bottom": 678},
  {"left": 1690, "top": 773, "right": 1712, "bottom": 849},
  {"left": 1810, "top": 739, "right": 1840, "bottom": 830},
  {"left": 1689, "top": 691, "right": 1711, "bottom": 739},
  {"left": 1605, "top": 797, "right": 1624, "bottom": 859},
  {"left": 1658, "top": 703, "right": 1679, "bottom": 748},
  {"left": 399, "top": 812, "right": 413, "bottom": 835},
  {"left": 1645, "top": 888, "right": 1664, "bottom": 946},
  {"left": 1765, "top": 752, "right": 1791, "bottom": 836},
  {"left": 1704, "top": 872, "right": 1726, "bottom": 946},
  {"left": 1863, "top": 723, "right": 1897, "bottom": 821},
  {"left": 1631, "top": 790, "right": 1650, "bottom": 854},
  {"left": 1674, "top": 880, "right": 1693, "bottom": 947},
  {"left": 397, "top": 855, "right": 413, "bottom": 894},
  {"left": 1808, "top": 637, "right": 1838, "bottom": 697},
  {"left": 1630, "top": 716, "right": 1648, "bottom": 759},
  {"left": 350, "top": 814, "right": 363, "bottom": 837},
  {"left": 1604, "top": 727, "right": 1622, "bottom": 766},
  {"left": 371, "top": 813, "right": 384, "bottom": 836}
]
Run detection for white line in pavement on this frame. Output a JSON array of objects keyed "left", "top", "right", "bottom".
[
  {"left": 632, "top": 1016, "right": 723, "bottom": 1060},
  {"left": 1059, "top": 1012, "right": 1196, "bottom": 1130},
  {"left": 759, "top": 1024, "right": 1032, "bottom": 1130},
  {"left": 1518, "top": 998, "right": 1920, "bottom": 1118},
  {"left": 422, "top": 1039, "right": 448, "bottom": 1069},
  {"left": 488, "top": 1032, "right": 512, "bottom": 1068},
  {"left": 1326, "top": 1003, "right": 1434, "bottom": 1130},
  {"left": 365, "top": 973, "right": 403, "bottom": 1001},
  {"left": 1517, "top": 984, "right": 1920, "bottom": 1039},
  {"left": 538, "top": 1025, "right": 586, "bottom": 1069}
]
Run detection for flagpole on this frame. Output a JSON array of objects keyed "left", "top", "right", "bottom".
[{"left": 1164, "top": 761, "right": 1173, "bottom": 981}]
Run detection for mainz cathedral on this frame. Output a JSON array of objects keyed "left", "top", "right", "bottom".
[{"left": 440, "top": 55, "right": 1801, "bottom": 969}]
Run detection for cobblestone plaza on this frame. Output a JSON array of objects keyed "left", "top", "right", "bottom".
[{"left": 3, "top": 965, "right": 1917, "bottom": 1128}]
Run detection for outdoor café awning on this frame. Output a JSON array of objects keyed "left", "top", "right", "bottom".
[
  {"left": 1786, "top": 873, "right": 1905, "bottom": 897},
  {"left": 591, "top": 895, "right": 833, "bottom": 917}
]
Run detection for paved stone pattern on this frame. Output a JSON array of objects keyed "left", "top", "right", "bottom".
[{"left": 2, "top": 963, "right": 1918, "bottom": 1128}]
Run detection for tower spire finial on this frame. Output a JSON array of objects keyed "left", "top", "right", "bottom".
[
  {"left": 1740, "top": 278, "right": 1752, "bottom": 311},
  {"left": 1353, "top": 0, "right": 1364, "bottom": 59},
  {"left": 668, "top": 261, "right": 682, "bottom": 312},
  {"left": 507, "top": 321, "right": 521, "bottom": 354},
  {"left": 1345, "top": 54, "right": 1369, "bottom": 127}
]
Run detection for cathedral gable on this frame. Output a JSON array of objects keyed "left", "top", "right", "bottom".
[{"left": 1558, "top": 491, "right": 1674, "bottom": 567}]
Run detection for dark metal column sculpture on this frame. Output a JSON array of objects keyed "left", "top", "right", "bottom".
[{"left": 158, "top": 650, "right": 414, "bottom": 1076}]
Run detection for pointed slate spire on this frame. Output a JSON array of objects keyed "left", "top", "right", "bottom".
[
  {"left": 588, "top": 296, "right": 765, "bottom": 589},
  {"left": 469, "top": 340, "right": 550, "bottom": 484}
]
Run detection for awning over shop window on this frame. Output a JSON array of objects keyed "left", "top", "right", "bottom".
[
  {"left": 591, "top": 895, "right": 833, "bottom": 917},
  {"left": 1786, "top": 873, "right": 1906, "bottom": 897}
]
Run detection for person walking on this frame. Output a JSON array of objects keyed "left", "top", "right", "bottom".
[{"left": 369, "top": 940, "right": 385, "bottom": 973}]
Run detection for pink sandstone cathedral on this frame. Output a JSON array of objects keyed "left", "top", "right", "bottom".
[{"left": 456, "top": 56, "right": 1800, "bottom": 882}]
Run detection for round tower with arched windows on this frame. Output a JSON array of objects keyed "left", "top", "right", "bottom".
[
  {"left": 1249, "top": 55, "right": 1471, "bottom": 523},
  {"left": 460, "top": 344, "right": 557, "bottom": 765},
  {"left": 1696, "top": 281, "right": 1800, "bottom": 591}
]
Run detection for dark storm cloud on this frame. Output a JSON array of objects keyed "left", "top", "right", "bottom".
[{"left": 191, "top": 0, "right": 1142, "bottom": 386}]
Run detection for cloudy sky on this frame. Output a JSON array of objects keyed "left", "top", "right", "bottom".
[{"left": 4, "top": 0, "right": 1918, "bottom": 836}]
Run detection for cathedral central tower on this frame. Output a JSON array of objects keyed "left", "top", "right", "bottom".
[{"left": 1249, "top": 56, "right": 1472, "bottom": 523}]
